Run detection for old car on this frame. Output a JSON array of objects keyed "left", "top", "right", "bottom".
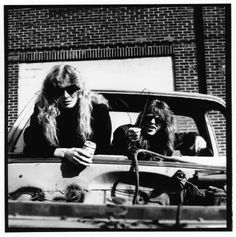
[{"left": 7, "top": 90, "right": 229, "bottom": 230}]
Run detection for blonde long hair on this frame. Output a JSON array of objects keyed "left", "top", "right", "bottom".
[{"left": 36, "top": 64, "right": 108, "bottom": 146}]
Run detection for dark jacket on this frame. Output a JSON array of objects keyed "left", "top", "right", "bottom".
[
  {"left": 111, "top": 124, "right": 206, "bottom": 157},
  {"left": 24, "top": 102, "right": 111, "bottom": 157}
]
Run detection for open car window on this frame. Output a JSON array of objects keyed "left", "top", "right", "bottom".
[
  {"left": 9, "top": 91, "right": 226, "bottom": 159},
  {"left": 12, "top": 112, "right": 202, "bottom": 156},
  {"left": 174, "top": 115, "right": 198, "bottom": 134}
]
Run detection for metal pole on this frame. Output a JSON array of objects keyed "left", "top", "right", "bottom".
[{"left": 194, "top": 5, "right": 207, "bottom": 94}]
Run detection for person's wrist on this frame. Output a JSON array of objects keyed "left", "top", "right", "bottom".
[{"left": 54, "top": 148, "right": 67, "bottom": 158}]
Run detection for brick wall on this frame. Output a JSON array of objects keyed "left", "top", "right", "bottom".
[
  {"left": 7, "top": 63, "right": 18, "bottom": 130},
  {"left": 6, "top": 5, "right": 229, "bottom": 155},
  {"left": 202, "top": 6, "right": 227, "bottom": 155},
  {"left": 203, "top": 6, "right": 226, "bottom": 100},
  {"left": 7, "top": 6, "right": 196, "bottom": 50},
  {"left": 174, "top": 42, "right": 199, "bottom": 93}
]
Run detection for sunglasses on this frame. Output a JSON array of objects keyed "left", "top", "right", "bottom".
[
  {"left": 55, "top": 85, "right": 80, "bottom": 97},
  {"left": 145, "top": 114, "right": 163, "bottom": 124}
]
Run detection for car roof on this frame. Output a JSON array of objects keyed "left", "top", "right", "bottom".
[{"left": 94, "top": 89, "right": 226, "bottom": 115}]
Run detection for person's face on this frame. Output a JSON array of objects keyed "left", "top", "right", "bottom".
[
  {"left": 57, "top": 85, "right": 80, "bottom": 109},
  {"left": 142, "top": 113, "right": 163, "bottom": 136}
]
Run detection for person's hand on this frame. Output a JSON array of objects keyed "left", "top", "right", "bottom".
[
  {"left": 65, "top": 148, "right": 93, "bottom": 166},
  {"left": 190, "top": 136, "right": 207, "bottom": 154},
  {"left": 54, "top": 147, "right": 93, "bottom": 166},
  {"left": 127, "top": 127, "right": 141, "bottom": 142}
]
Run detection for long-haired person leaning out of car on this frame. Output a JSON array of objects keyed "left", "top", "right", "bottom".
[
  {"left": 111, "top": 99, "right": 210, "bottom": 159},
  {"left": 24, "top": 64, "right": 111, "bottom": 166}
]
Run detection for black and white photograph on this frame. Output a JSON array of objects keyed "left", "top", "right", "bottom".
[{"left": 4, "top": 2, "right": 232, "bottom": 232}]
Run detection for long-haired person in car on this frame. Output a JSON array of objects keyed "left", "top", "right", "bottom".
[
  {"left": 24, "top": 64, "right": 111, "bottom": 166},
  {"left": 111, "top": 99, "right": 208, "bottom": 158}
]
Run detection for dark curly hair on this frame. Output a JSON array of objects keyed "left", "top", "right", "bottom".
[{"left": 135, "top": 99, "right": 175, "bottom": 156}]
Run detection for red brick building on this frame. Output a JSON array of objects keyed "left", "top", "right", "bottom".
[{"left": 6, "top": 5, "right": 231, "bottom": 155}]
